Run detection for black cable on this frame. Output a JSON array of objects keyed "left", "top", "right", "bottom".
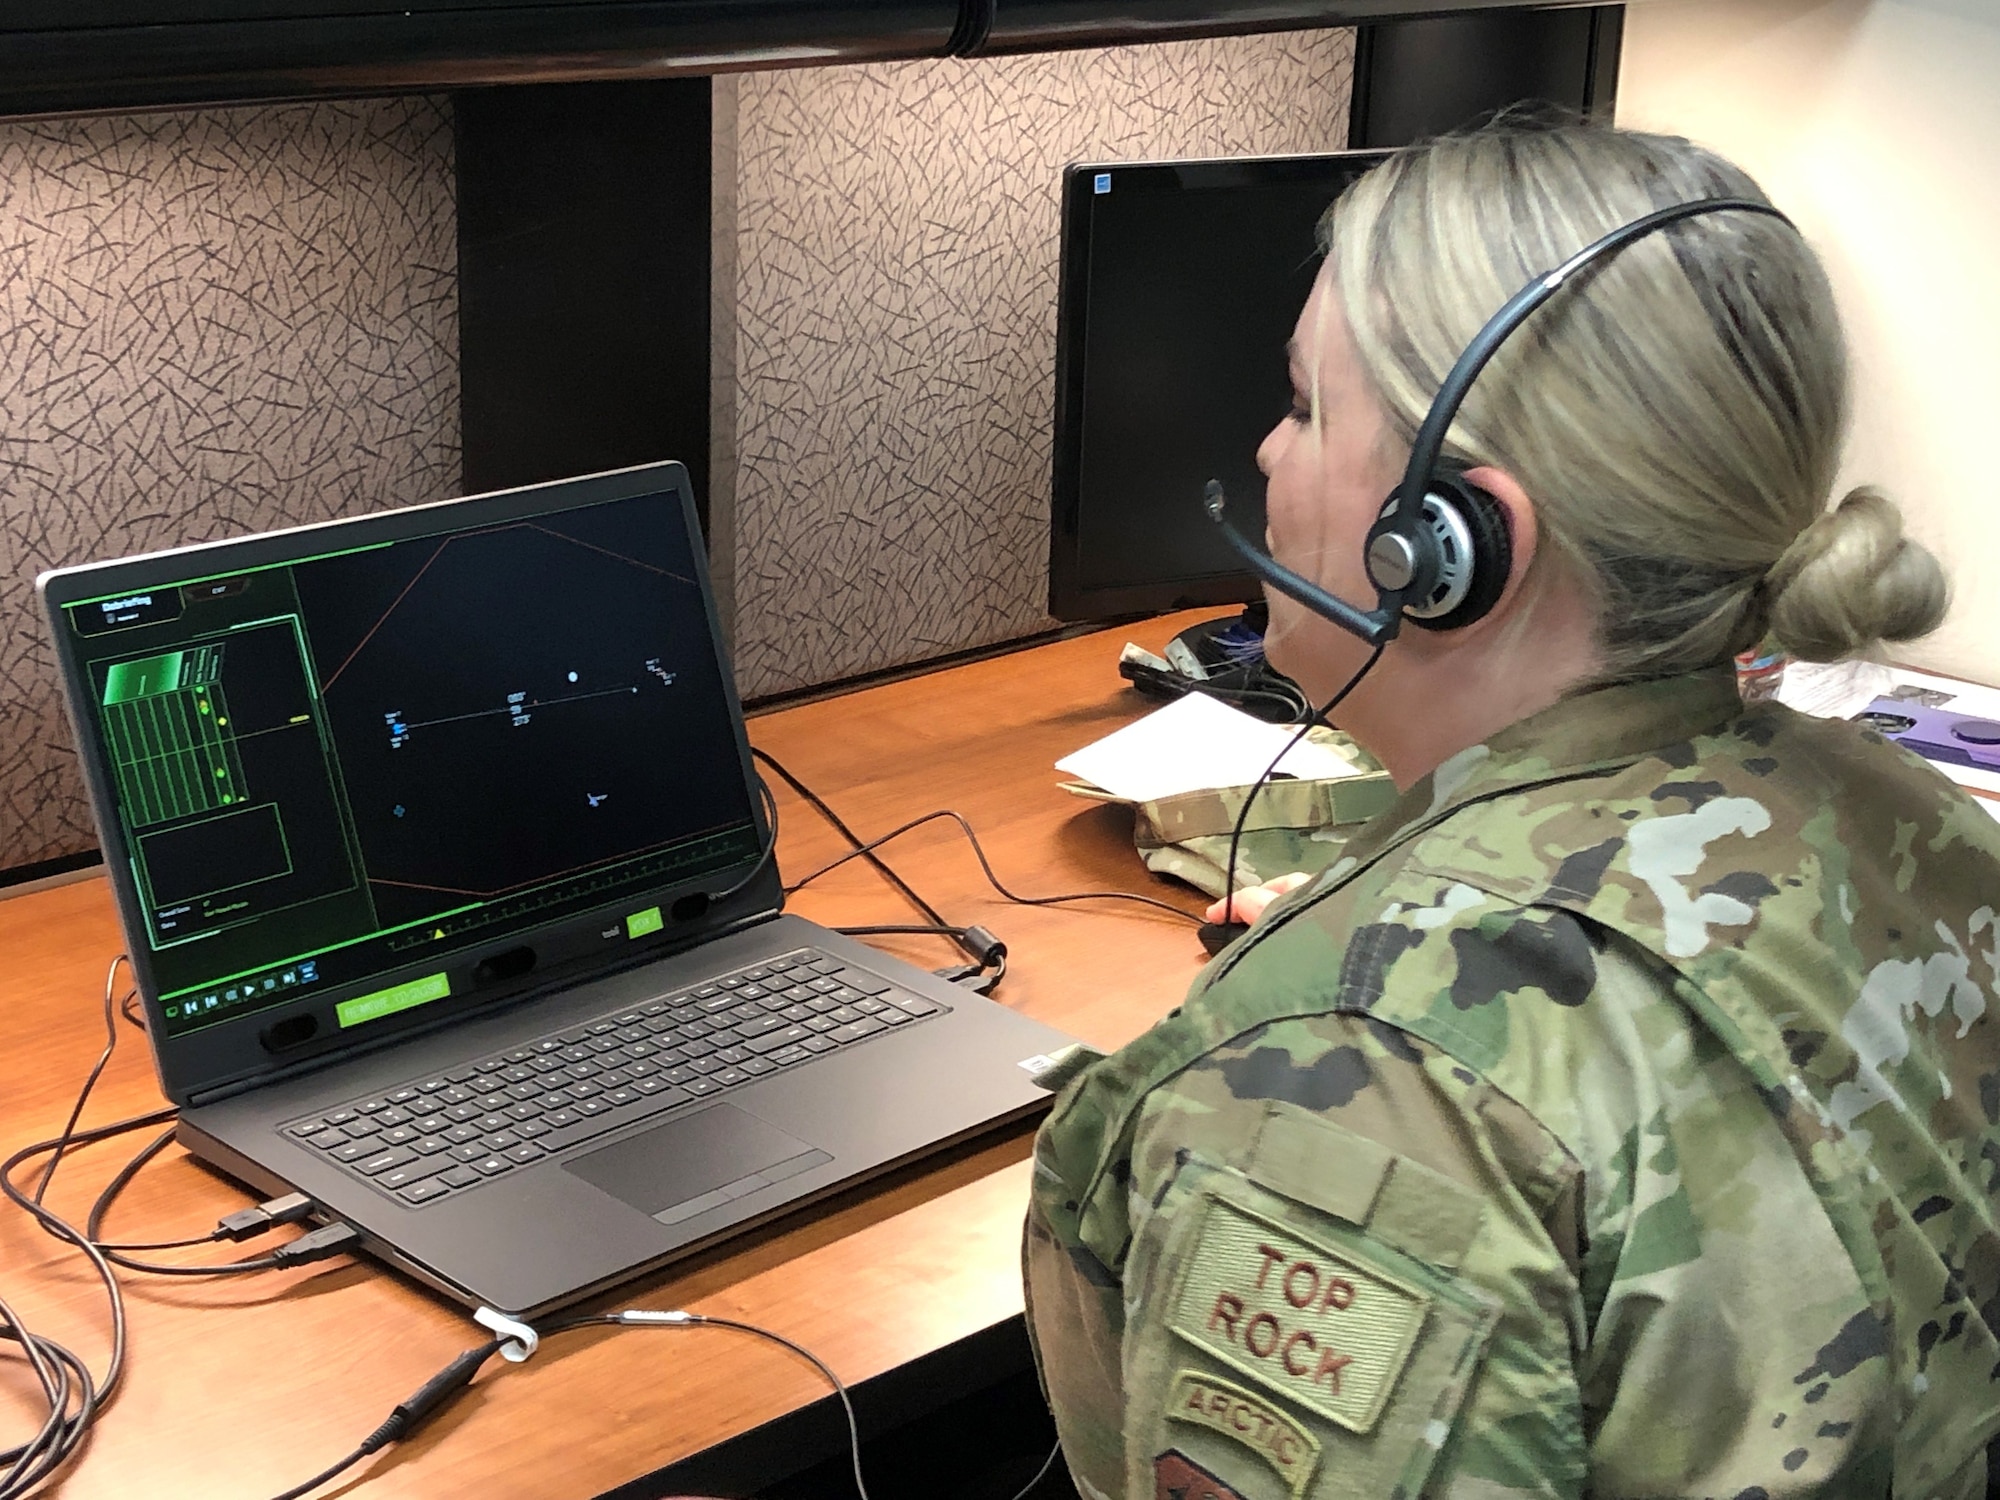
[
  {"left": 949, "top": 946, "right": 1007, "bottom": 997},
  {"left": 28, "top": 1122, "right": 330, "bottom": 1277},
  {"left": 2, "top": 957, "right": 354, "bottom": 1496},
  {"left": 269, "top": 1309, "right": 875, "bottom": 1500},
  {"left": 264, "top": 1338, "right": 506, "bottom": 1500},
  {"left": 267, "top": 1445, "right": 375, "bottom": 1500},
  {"left": 269, "top": 1305, "right": 1066, "bottom": 1500},
  {"left": 30, "top": 955, "right": 132, "bottom": 1208},
  {"left": 0, "top": 1292, "right": 92, "bottom": 1500},
  {"left": 833, "top": 923, "right": 974, "bottom": 940},
  {"left": 755, "top": 747, "right": 1047, "bottom": 982},
  {"left": 834, "top": 921, "right": 1009, "bottom": 968},
  {"left": 789, "top": 807, "right": 1202, "bottom": 926},
  {"left": 753, "top": 747, "right": 951, "bottom": 929},
  {"left": 3, "top": 1115, "right": 181, "bottom": 1240},
  {"left": 550, "top": 1309, "right": 877, "bottom": 1500},
  {"left": 0, "top": 956, "right": 152, "bottom": 1500},
  {"left": 1220, "top": 642, "right": 1386, "bottom": 922},
  {"left": 84, "top": 1126, "right": 179, "bottom": 1246},
  {"left": 4, "top": 1118, "right": 339, "bottom": 1280},
  {"left": 90, "top": 1230, "right": 225, "bottom": 1254},
  {"left": 703, "top": 772, "right": 781, "bottom": 906},
  {"left": 0, "top": 1112, "right": 164, "bottom": 1499},
  {"left": 834, "top": 924, "right": 1009, "bottom": 993}
]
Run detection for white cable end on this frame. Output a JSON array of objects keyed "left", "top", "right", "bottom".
[
  {"left": 617, "top": 1309, "right": 697, "bottom": 1325},
  {"left": 473, "top": 1305, "right": 541, "bottom": 1361}
]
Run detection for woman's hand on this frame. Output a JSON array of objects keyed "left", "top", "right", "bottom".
[{"left": 1203, "top": 871, "right": 1312, "bottom": 927}]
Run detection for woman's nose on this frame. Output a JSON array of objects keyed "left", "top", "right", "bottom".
[{"left": 1256, "top": 418, "right": 1288, "bottom": 476}]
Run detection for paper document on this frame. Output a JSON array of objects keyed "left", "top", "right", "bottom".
[
  {"left": 1776, "top": 659, "right": 1894, "bottom": 720},
  {"left": 1057, "top": 692, "right": 1365, "bottom": 804}
]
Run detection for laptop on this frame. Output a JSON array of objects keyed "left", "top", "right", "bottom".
[{"left": 38, "top": 461, "right": 1080, "bottom": 1316}]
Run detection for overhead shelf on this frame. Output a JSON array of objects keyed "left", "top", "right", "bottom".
[{"left": 0, "top": 0, "right": 1596, "bottom": 119}]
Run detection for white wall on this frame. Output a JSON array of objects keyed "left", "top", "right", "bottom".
[{"left": 1618, "top": 0, "right": 2000, "bottom": 681}]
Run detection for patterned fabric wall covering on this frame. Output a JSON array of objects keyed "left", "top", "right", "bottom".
[
  {"left": 729, "top": 30, "right": 1355, "bottom": 699},
  {"left": 0, "top": 98, "right": 460, "bottom": 872}
]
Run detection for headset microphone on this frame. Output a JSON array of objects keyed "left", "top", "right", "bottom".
[
  {"left": 1205, "top": 194, "right": 1793, "bottom": 647},
  {"left": 1205, "top": 480, "right": 1404, "bottom": 645}
]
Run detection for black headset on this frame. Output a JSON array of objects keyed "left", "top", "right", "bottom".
[{"left": 1206, "top": 196, "right": 1795, "bottom": 647}]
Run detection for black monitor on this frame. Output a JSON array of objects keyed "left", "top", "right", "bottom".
[{"left": 1048, "top": 149, "right": 1389, "bottom": 622}]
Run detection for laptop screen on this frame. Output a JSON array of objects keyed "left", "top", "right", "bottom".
[{"left": 47, "top": 473, "right": 761, "bottom": 1044}]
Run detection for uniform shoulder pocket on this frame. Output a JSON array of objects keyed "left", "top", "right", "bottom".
[{"left": 1124, "top": 1103, "right": 1500, "bottom": 1500}]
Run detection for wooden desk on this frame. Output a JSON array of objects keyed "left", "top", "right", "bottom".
[{"left": 0, "top": 614, "right": 1220, "bottom": 1500}]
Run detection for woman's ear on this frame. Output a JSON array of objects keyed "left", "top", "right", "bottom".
[{"left": 1462, "top": 464, "right": 1540, "bottom": 616}]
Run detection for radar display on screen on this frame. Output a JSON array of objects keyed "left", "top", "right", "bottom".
[{"left": 62, "top": 490, "right": 760, "bottom": 1036}]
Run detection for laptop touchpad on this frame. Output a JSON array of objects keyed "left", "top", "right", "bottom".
[{"left": 565, "top": 1105, "right": 830, "bottom": 1226}]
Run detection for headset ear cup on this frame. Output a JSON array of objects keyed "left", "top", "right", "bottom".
[{"left": 1406, "top": 474, "right": 1512, "bottom": 633}]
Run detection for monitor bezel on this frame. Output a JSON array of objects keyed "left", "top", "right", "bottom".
[{"left": 1046, "top": 148, "right": 1391, "bottom": 624}]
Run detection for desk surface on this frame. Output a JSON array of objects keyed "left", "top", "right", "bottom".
[{"left": 0, "top": 614, "right": 1218, "bottom": 1500}]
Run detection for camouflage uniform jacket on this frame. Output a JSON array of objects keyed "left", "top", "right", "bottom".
[{"left": 1024, "top": 668, "right": 2000, "bottom": 1500}]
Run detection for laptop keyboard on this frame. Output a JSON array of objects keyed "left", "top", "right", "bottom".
[{"left": 280, "top": 947, "right": 946, "bottom": 1209}]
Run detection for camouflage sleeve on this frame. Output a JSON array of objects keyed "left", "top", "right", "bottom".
[
  {"left": 1108, "top": 900, "right": 1936, "bottom": 1499},
  {"left": 1115, "top": 1009, "right": 1589, "bottom": 1500},
  {"left": 1342, "top": 887, "right": 1925, "bottom": 1495}
]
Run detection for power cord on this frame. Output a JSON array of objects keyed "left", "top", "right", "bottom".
[
  {"left": 834, "top": 922, "right": 1008, "bottom": 995},
  {"left": 0, "top": 1291, "right": 96, "bottom": 1500},
  {"left": 700, "top": 772, "right": 782, "bottom": 906},
  {"left": 30, "top": 954, "right": 134, "bottom": 1205},
  {"left": 755, "top": 746, "right": 1009, "bottom": 986},
  {"left": 264, "top": 1337, "right": 508, "bottom": 1500},
  {"left": 78, "top": 1127, "right": 330, "bottom": 1270},
  {"left": 753, "top": 747, "right": 951, "bottom": 930},
  {"left": 788, "top": 805, "right": 1203, "bottom": 927},
  {"left": 7, "top": 1119, "right": 354, "bottom": 1278},
  {"left": 0, "top": 955, "right": 364, "bottom": 1497},
  {"left": 268, "top": 1305, "right": 1070, "bottom": 1500},
  {"left": 756, "top": 749, "right": 1206, "bottom": 1004},
  {"left": 0, "top": 958, "right": 154, "bottom": 1498}
]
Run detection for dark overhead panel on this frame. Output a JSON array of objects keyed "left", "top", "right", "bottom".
[
  {"left": 455, "top": 80, "right": 715, "bottom": 522},
  {"left": 957, "top": 0, "right": 1612, "bottom": 56},
  {"left": 0, "top": 1, "right": 960, "bottom": 119},
  {"left": 1349, "top": 6, "right": 1623, "bottom": 147}
]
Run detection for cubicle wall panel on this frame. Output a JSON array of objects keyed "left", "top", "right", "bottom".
[
  {"left": 0, "top": 97, "right": 460, "bottom": 872},
  {"left": 727, "top": 29, "right": 1353, "bottom": 698}
]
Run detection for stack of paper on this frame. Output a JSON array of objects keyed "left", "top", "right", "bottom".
[{"left": 1056, "top": 693, "right": 1367, "bottom": 804}]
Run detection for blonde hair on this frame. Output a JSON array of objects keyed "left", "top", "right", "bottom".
[{"left": 1317, "top": 122, "right": 1947, "bottom": 675}]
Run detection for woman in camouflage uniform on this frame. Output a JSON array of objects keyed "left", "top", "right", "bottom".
[{"left": 1024, "top": 123, "right": 2000, "bottom": 1499}]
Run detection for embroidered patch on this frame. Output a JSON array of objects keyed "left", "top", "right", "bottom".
[
  {"left": 1154, "top": 1448, "right": 1248, "bottom": 1500},
  {"left": 1167, "top": 1370, "right": 1320, "bottom": 1497},
  {"left": 1169, "top": 1195, "right": 1428, "bottom": 1433}
]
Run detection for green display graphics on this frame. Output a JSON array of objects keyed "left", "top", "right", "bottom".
[
  {"left": 336, "top": 971, "right": 451, "bottom": 1029},
  {"left": 101, "top": 645, "right": 247, "bottom": 825},
  {"left": 62, "top": 489, "right": 761, "bottom": 1042},
  {"left": 88, "top": 613, "right": 372, "bottom": 994}
]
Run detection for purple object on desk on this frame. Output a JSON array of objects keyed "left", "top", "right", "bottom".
[{"left": 1855, "top": 697, "right": 2000, "bottom": 771}]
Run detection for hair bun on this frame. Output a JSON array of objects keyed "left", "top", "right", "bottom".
[{"left": 1764, "top": 486, "right": 1948, "bottom": 661}]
